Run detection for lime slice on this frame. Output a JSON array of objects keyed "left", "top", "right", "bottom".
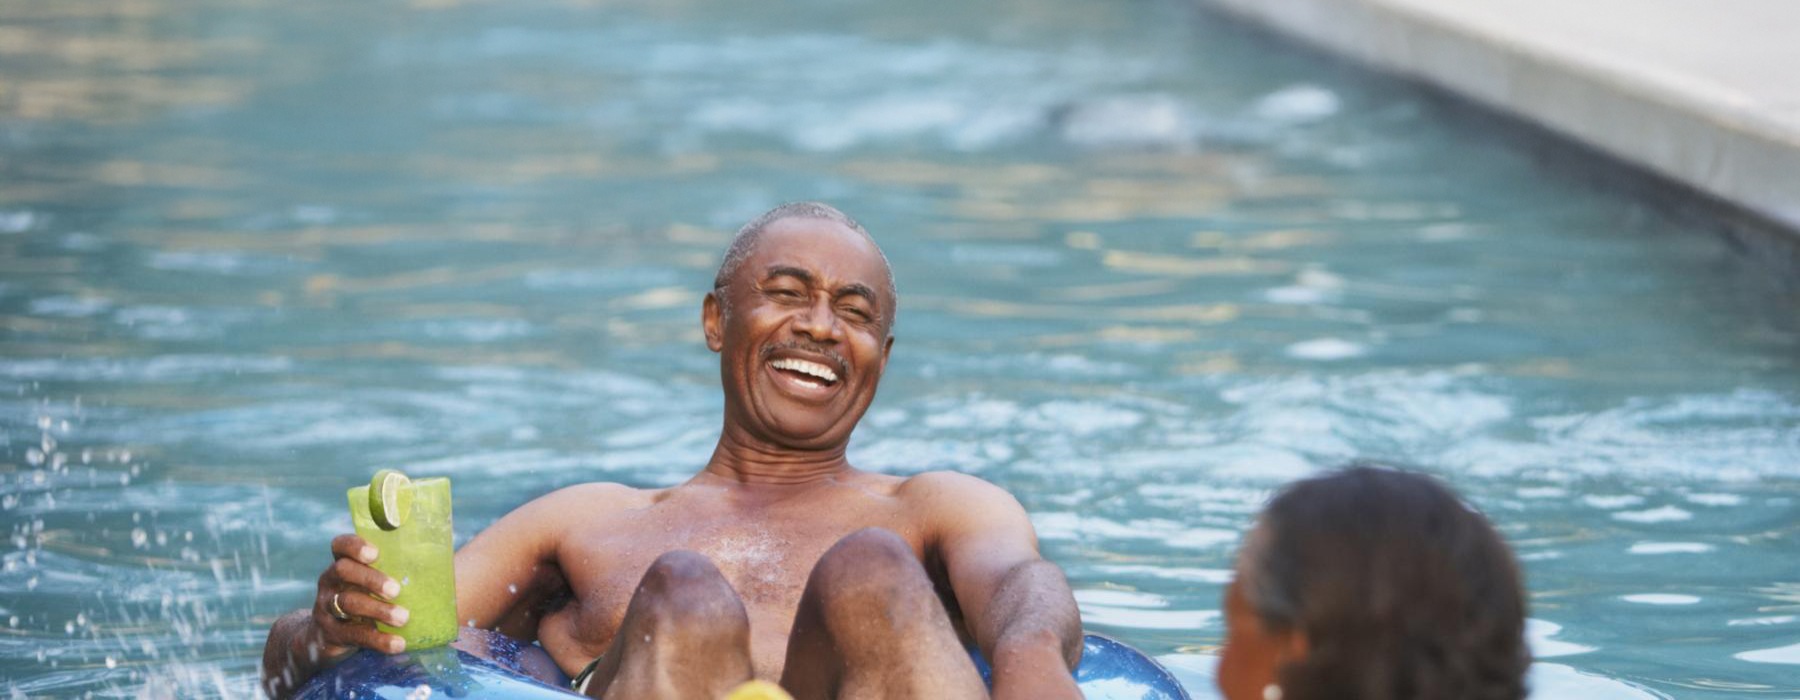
[{"left": 368, "top": 469, "right": 413, "bottom": 531}]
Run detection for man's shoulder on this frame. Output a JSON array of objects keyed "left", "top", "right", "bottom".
[
  {"left": 893, "top": 471, "right": 1038, "bottom": 549},
  {"left": 461, "top": 482, "right": 654, "bottom": 561},
  {"left": 894, "top": 470, "right": 1022, "bottom": 510},
  {"left": 511, "top": 481, "right": 652, "bottom": 520}
]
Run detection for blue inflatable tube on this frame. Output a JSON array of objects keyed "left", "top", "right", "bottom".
[
  {"left": 297, "top": 629, "right": 1190, "bottom": 699},
  {"left": 976, "top": 633, "right": 1192, "bottom": 700}
]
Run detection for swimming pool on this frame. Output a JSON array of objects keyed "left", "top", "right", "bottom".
[{"left": 2, "top": 0, "right": 1796, "bottom": 697}]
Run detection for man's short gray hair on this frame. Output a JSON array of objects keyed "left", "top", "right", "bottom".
[{"left": 712, "top": 202, "right": 898, "bottom": 326}]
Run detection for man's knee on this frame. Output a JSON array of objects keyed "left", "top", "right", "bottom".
[
  {"left": 808, "top": 528, "right": 934, "bottom": 613},
  {"left": 597, "top": 552, "right": 752, "bottom": 698},
  {"left": 634, "top": 551, "right": 748, "bottom": 632}
]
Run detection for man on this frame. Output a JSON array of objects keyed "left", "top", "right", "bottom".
[{"left": 262, "top": 203, "right": 1083, "bottom": 699}]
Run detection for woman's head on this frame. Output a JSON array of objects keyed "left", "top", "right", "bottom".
[{"left": 1217, "top": 465, "right": 1530, "bottom": 700}]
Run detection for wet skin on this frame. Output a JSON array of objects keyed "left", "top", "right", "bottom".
[
  {"left": 524, "top": 469, "right": 1003, "bottom": 679},
  {"left": 264, "top": 216, "right": 1083, "bottom": 699}
]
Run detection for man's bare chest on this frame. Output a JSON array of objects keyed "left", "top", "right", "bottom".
[{"left": 553, "top": 493, "right": 924, "bottom": 630}]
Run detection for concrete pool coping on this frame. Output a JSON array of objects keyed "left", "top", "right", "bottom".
[{"left": 1193, "top": 0, "right": 1800, "bottom": 239}]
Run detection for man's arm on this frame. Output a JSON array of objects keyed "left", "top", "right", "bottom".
[
  {"left": 260, "top": 484, "right": 604, "bottom": 699},
  {"left": 909, "top": 471, "right": 1083, "bottom": 700},
  {"left": 453, "top": 484, "right": 634, "bottom": 637}
]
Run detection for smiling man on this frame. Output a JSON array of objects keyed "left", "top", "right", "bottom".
[{"left": 262, "top": 203, "right": 1084, "bottom": 700}]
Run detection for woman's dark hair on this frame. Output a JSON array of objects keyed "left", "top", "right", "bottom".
[{"left": 1240, "top": 465, "right": 1530, "bottom": 700}]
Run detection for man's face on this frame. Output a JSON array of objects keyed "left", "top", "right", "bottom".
[{"left": 704, "top": 217, "right": 895, "bottom": 450}]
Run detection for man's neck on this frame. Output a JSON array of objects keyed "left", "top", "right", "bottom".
[{"left": 702, "top": 427, "right": 856, "bottom": 486}]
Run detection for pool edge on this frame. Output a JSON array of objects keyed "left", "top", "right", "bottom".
[{"left": 1190, "top": 0, "right": 1800, "bottom": 250}]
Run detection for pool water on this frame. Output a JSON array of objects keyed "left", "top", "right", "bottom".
[{"left": 2, "top": 0, "right": 1797, "bottom": 697}]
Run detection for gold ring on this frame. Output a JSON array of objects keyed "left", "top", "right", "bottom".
[{"left": 330, "top": 592, "right": 353, "bottom": 622}]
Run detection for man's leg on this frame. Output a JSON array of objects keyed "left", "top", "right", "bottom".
[
  {"left": 780, "top": 528, "right": 987, "bottom": 700},
  {"left": 581, "top": 551, "right": 754, "bottom": 699}
]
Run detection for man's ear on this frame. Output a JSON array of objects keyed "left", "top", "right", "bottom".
[
  {"left": 879, "top": 335, "right": 894, "bottom": 373},
  {"left": 702, "top": 291, "right": 724, "bottom": 352}
]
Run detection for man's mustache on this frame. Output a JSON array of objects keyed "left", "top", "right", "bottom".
[{"left": 760, "top": 340, "right": 849, "bottom": 377}]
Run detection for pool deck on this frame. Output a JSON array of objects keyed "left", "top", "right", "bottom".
[{"left": 1196, "top": 0, "right": 1800, "bottom": 236}]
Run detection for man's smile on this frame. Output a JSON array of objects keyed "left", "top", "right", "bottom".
[
  {"left": 760, "top": 342, "right": 848, "bottom": 402},
  {"left": 770, "top": 357, "right": 839, "bottom": 384}
]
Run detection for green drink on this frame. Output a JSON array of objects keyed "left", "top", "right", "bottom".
[{"left": 347, "top": 472, "right": 459, "bottom": 650}]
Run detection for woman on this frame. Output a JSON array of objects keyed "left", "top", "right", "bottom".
[{"left": 1217, "top": 465, "right": 1531, "bottom": 700}]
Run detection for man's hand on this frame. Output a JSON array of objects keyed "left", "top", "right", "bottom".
[
  {"left": 313, "top": 534, "right": 410, "bottom": 654},
  {"left": 264, "top": 484, "right": 590, "bottom": 698},
  {"left": 261, "top": 534, "right": 411, "bottom": 699}
]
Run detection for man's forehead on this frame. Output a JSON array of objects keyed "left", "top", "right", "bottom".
[{"left": 740, "top": 218, "right": 891, "bottom": 289}]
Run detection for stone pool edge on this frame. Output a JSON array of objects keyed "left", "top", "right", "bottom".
[{"left": 1191, "top": 0, "right": 1800, "bottom": 242}]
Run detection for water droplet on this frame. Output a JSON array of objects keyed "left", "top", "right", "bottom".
[
  {"left": 131, "top": 528, "right": 148, "bottom": 548},
  {"left": 25, "top": 449, "right": 43, "bottom": 466},
  {"left": 507, "top": 584, "right": 518, "bottom": 595},
  {"left": 36, "top": 416, "right": 50, "bottom": 430},
  {"left": 105, "top": 656, "right": 117, "bottom": 669}
]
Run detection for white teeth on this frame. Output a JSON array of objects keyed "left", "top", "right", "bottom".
[{"left": 770, "top": 358, "right": 839, "bottom": 383}]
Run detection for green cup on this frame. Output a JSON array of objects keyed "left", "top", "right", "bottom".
[{"left": 347, "top": 474, "right": 459, "bottom": 650}]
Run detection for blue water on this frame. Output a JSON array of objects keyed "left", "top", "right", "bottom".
[{"left": 2, "top": 0, "right": 1797, "bottom": 697}]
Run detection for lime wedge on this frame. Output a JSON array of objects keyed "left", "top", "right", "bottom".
[{"left": 369, "top": 469, "right": 413, "bottom": 531}]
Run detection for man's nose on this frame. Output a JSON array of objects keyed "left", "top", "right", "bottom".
[{"left": 791, "top": 295, "right": 840, "bottom": 342}]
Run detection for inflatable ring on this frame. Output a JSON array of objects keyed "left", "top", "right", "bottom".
[{"left": 296, "top": 629, "right": 1190, "bottom": 699}]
